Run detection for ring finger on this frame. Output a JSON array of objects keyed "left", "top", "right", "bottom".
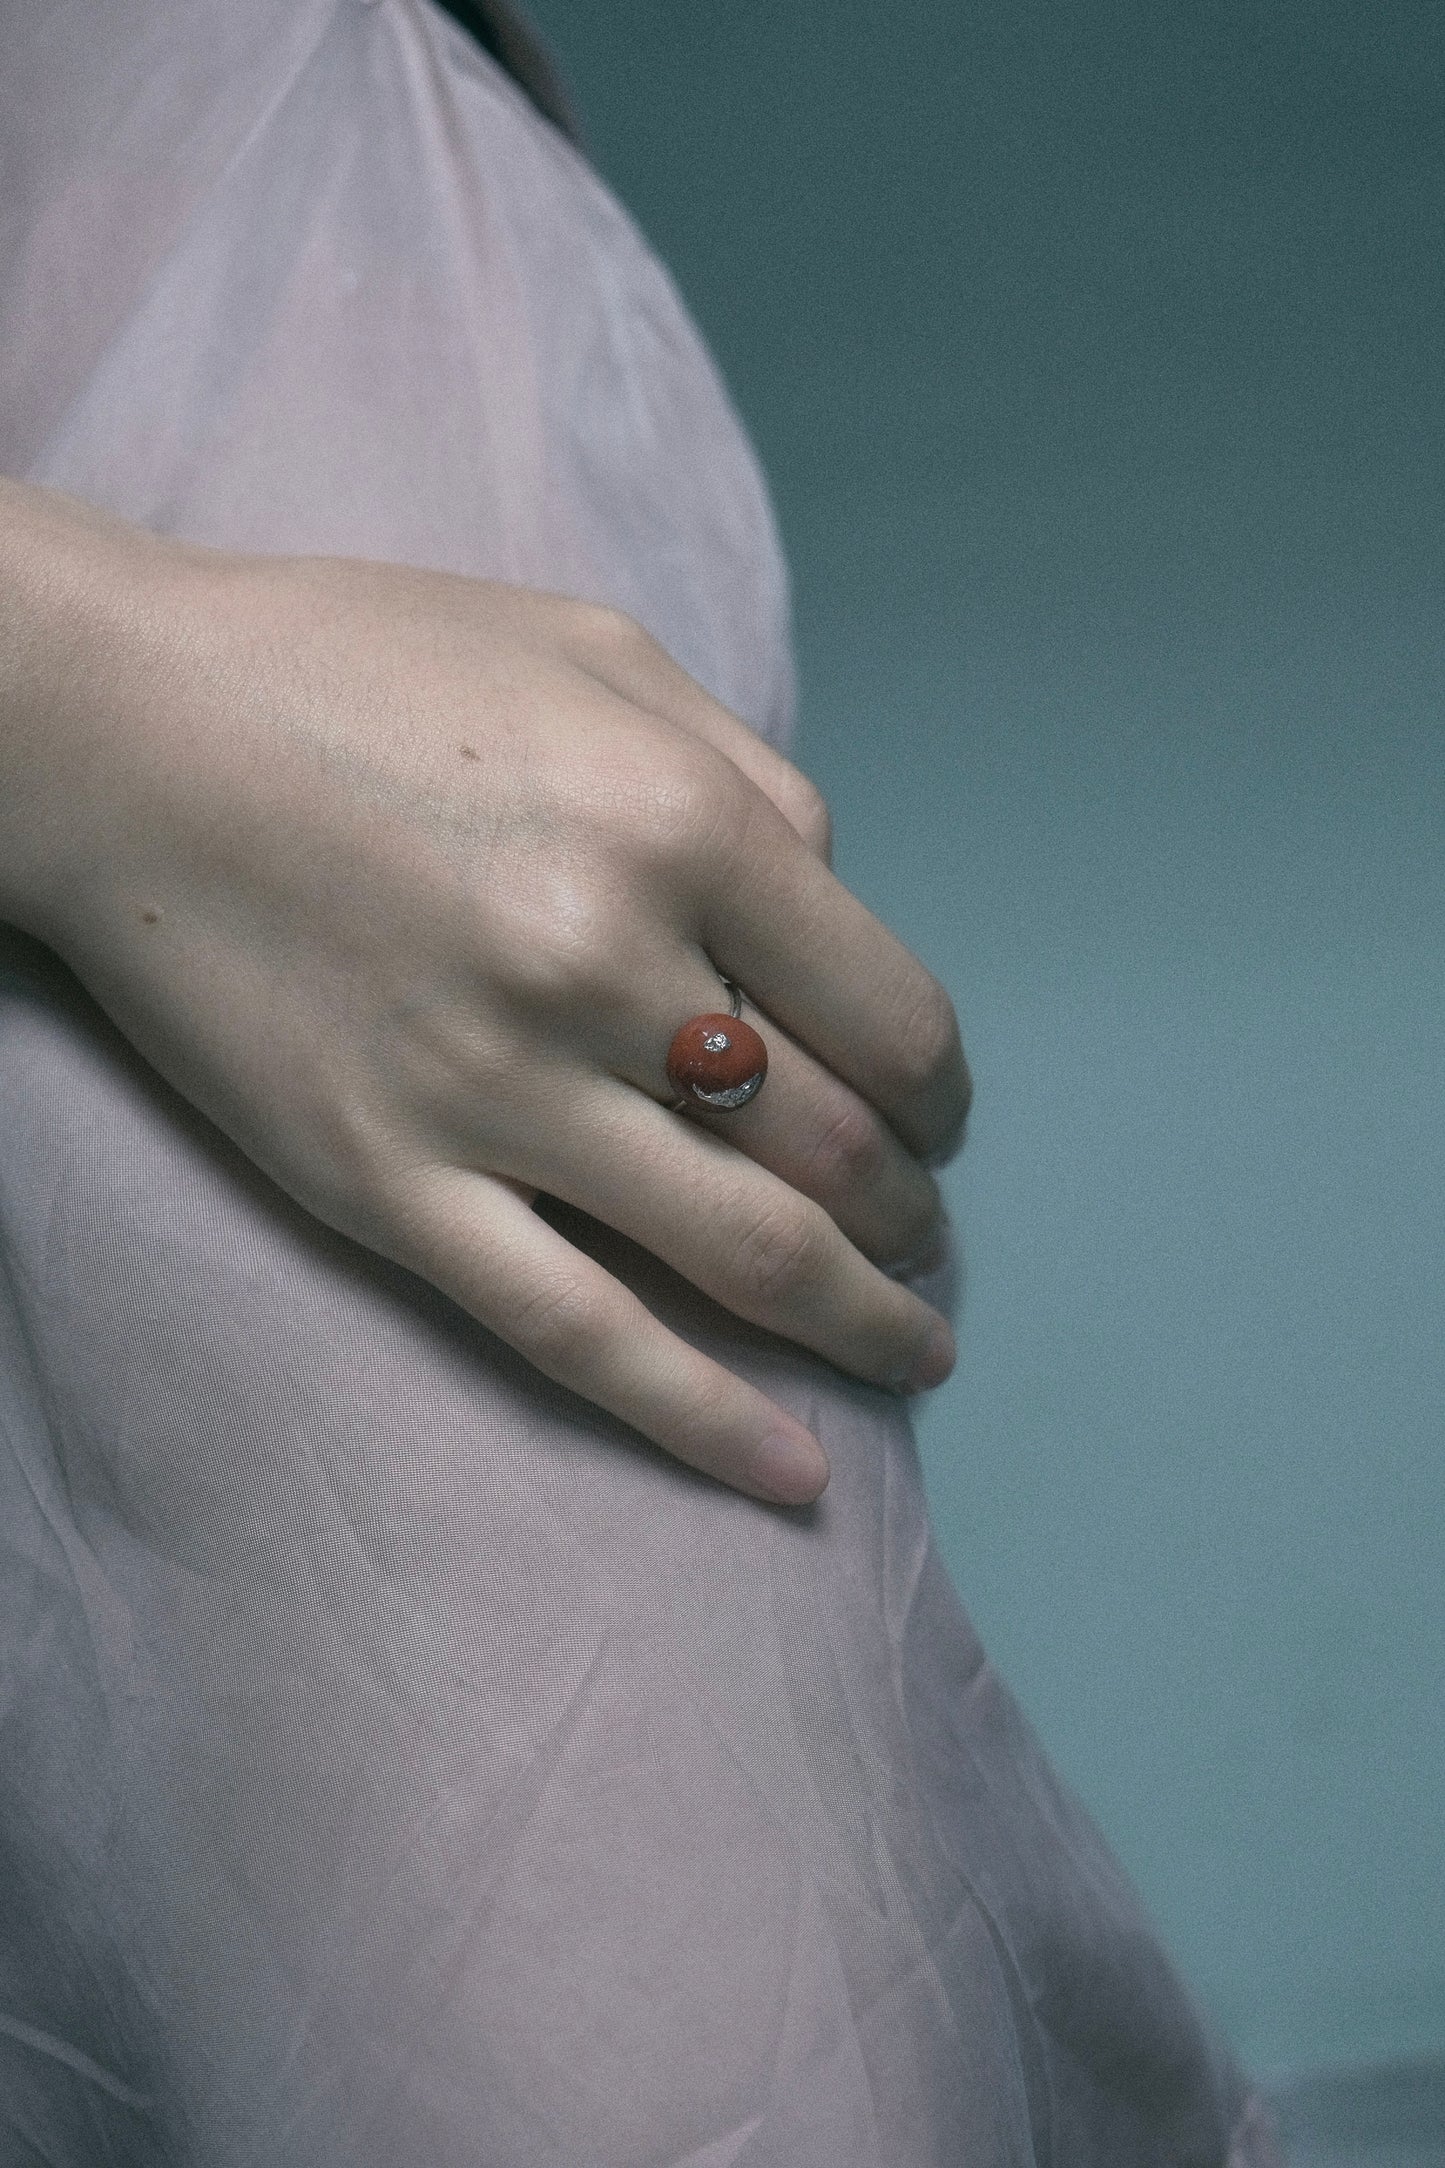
[
  {"left": 531, "top": 1079, "right": 954, "bottom": 1393},
  {"left": 644, "top": 980, "right": 947, "bottom": 1276}
]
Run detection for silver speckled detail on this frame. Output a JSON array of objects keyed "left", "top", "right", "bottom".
[
  {"left": 692, "top": 1071, "right": 765, "bottom": 1110},
  {"left": 702, "top": 1031, "right": 731, "bottom": 1054}
]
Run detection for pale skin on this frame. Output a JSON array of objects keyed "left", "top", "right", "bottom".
[{"left": 0, "top": 476, "right": 970, "bottom": 1505}]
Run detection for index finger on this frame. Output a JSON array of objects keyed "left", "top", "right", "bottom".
[{"left": 696, "top": 797, "right": 971, "bottom": 1167}]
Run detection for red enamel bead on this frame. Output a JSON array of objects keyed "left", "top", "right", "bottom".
[{"left": 666, "top": 1012, "right": 768, "bottom": 1110}]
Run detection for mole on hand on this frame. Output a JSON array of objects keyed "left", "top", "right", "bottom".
[
  {"left": 459, "top": 744, "right": 480, "bottom": 761},
  {"left": 140, "top": 908, "right": 161, "bottom": 925}
]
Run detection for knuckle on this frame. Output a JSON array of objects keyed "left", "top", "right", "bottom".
[
  {"left": 489, "top": 875, "right": 625, "bottom": 1012},
  {"left": 263, "top": 1071, "right": 412, "bottom": 1248},
  {"left": 925, "top": 1052, "right": 974, "bottom": 1168},
  {"left": 568, "top": 599, "right": 653, "bottom": 664},
  {"left": 661, "top": 1366, "right": 736, "bottom": 1457},
  {"left": 955, "top": 1049, "right": 975, "bottom": 1129},
  {"left": 791, "top": 776, "right": 834, "bottom": 860},
  {"left": 891, "top": 1197, "right": 945, "bottom": 1274},
  {"left": 640, "top": 757, "right": 743, "bottom": 868},
  {"left": 497, "top": 930, "right": 601, "bottom": 1011},
  {"left": 733, "top": 1195, "right": 827, "bottom": 1305},
  {"left": 500, "top": 1271, "right": 606, "bottom": 1375},
  {"left": 891, "top": 977, "right": 959, "bottom": 1096},
  {"left": 334, "top": 1126, "right": 420, "bottom": 1239},
  {"left": 346, "top": 1158, "right": 462, "bottom": 1279},
  {"left": 904, "top": 1182, "right": 946, "bottom": 1253},
  {"left": 806, "top": 1097, "right": 887, "bottom": 1195}
]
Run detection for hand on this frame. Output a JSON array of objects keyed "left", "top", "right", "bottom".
[{"left": 16, "top": 509, "right": 970, "bottom": 1504}]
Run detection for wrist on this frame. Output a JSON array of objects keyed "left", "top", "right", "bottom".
[{"left": 0, "top": 480, "right": 183, "bottom": 946}]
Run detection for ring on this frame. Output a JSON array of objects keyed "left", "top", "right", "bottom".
[{"left": 666, "top": 978, "right": 768, "bottom": 1112}]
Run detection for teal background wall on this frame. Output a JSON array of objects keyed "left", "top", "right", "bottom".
[{"left": 524, "top": 0, "right": 1445, "bottom": 2081}]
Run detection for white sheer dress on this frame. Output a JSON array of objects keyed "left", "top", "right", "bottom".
[{"left": 0, "top": 4, "right": 1281, "bottom": 2161}]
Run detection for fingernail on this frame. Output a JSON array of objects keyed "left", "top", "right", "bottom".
[
  {"left": 752, "top": 1431, "right": 829, "bottom": 1505},
  {"left": 901, "top": 1319, "right": 955, "bottom": 1394}
]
